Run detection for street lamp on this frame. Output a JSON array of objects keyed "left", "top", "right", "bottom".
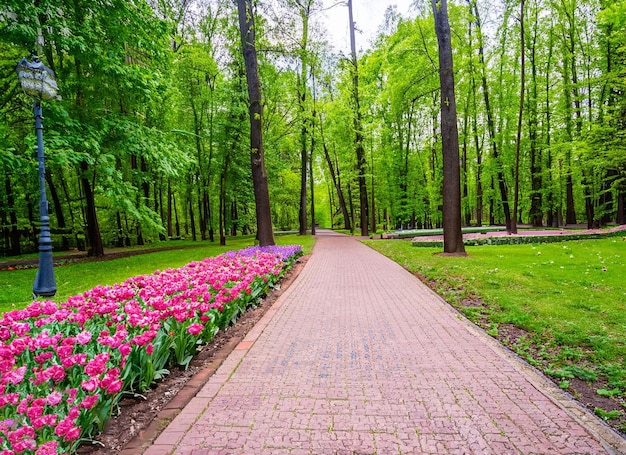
[{"left": 16, "top": 56, "right": 59, "bottom": 298}]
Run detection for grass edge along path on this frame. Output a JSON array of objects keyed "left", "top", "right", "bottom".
[
  {"left": 363, "top": 237, "right": 626, "bottom": 436},
  {"left": 0, "top": 242, "right": 306, "bottom": 454}
]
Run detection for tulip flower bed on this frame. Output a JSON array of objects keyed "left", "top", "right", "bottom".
[{"left": 0, "top": 245, "right": 302, "bottom": 454}]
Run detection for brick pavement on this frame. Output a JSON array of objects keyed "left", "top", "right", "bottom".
[{"left": 142, "top": 230, "right": 625, "bottom": 455}]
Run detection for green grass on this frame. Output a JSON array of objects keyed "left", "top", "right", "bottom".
[
  {"left": 0, "top": 235, "right": 315, "bottom": 312},
  {"left": 363, "top": 237, "right": 626, "bottom": 391}
]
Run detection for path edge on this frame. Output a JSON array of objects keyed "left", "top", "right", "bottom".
[
  {"left": 118, "top": 254, "right": 310, "bottom": 455},
  {"left": 416, "top": 273, "right": 626, "bottom": 455}
]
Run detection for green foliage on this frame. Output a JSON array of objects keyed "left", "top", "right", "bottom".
[
  {"left": 545, "top": 365, "right": 598, "bottom": 382},
  {"left": 2, "top": 0, "right": 626, "bottom": 269},
  {"left": 597, "top": 388, "right": 622, "bottom": 398},
  {"left": 594, "top": 408, "right": 624, "bottom": 421}
]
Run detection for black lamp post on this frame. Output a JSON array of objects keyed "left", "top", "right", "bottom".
[{"left": 16, "top": 56, "right": 59, "bottom": 298}]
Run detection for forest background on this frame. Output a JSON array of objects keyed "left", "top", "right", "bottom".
[{"left": 1, "top": 0, "right": 625, "bottom": 258}]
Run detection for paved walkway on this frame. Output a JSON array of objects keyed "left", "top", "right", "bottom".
[{"left": 143, "top": 230, "right": 625, "bottom": 455}]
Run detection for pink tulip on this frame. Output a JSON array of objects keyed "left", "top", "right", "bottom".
[
  {"left": 76, "top": 331, "right": 92, "bottom": 345},
  {"left": 80, "top": 394, "right": 100, "bottom": 410},
  {"left": 119, "top": 343, "right": 131, "bottom": 356},
  {"left": 187, "top": 323, "right": 204, "bottom": 336},
  {"left": 105, "top": 379, "right": 122, "bottom": 394},
  {"left": 4, "top": 366, "right": 26, "bottom": 385},
  {"left": 84, "top": 353, "right": 109, "bottom": 376},
  {"left": 45, "top": 391, "right": 62, "bottom": 406},
  {"left": 81, "top": 377, "right": 99, "bottom": 392},
  {"left": 65, "top": 388, "right": 78, "bottom": 404},
  {"left": 35, "top": 440, "right": 59, "bottom": 455}
]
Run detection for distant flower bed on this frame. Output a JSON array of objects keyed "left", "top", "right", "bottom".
[
  {"left": 0, "top": 245, "right": 302, "bottom": 454},
  {"left": 411, "top": 230, "right": 626, "bottom": 247}
]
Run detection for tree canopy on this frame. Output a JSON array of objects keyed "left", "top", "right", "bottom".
[{"left": 1, "top": 0, "right": 624, "bottom": 257}]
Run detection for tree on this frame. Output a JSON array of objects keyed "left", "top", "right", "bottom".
[
  {"left": 237, "top": 0, "right": 275, "bottom": 246},
  {"left": 512, "top": 0, "right": 526, "bottom": 234},
  {"left": 432, "top": 0, "right": 466, "bottom": 255},
  {"left": 348, "top": 0, "right": 369, "bottom": 236},
  {"left": 469, "top": 0, "right": 513, "bottom": 232}
]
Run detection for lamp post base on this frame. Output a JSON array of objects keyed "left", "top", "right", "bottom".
[{"left": 33, "top": 220, "right": 57, "bottom": 298}]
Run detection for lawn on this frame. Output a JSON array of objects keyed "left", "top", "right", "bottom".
[
  {"left": 0, "top": 235, "right": 315, "bottom": 312},
  {"left": 363, "top": 237, "right": 626, "bottom": 427}
]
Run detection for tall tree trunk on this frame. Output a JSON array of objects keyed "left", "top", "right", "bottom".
[
  {"left": 370, "top": 150, "right": 376, "bottom": 234},
  {"left": 545, "top": 26, "right": 556, "bottom": 226},
  {"left": 5, "top": 175, "right": 21, "bottom": 256},
  {"left": 219, "top": 152, "right": 230, "bottom": 245},
  {"left": 462, "top": 90, "right": 471, "bottom": 226},
  {"left": 188, "top": 176, "right": 197, "bottom": 241},
  {"left": 512, "top": 0, "right": 526, "bottom": 235},
  {"left": 297, "top": 5, "right": 311, "bottom": 236},
  {"left": 79, "top": 161, "right": 104, "bottom": 257},
  {"left": 468, "top": 25, "right": 484, "bottom": 227},
  {"left": 433, "top": 0, "right": 466, "bottom": 255},
  {"left": 348, "top": 0, "right": 369, "bottom": 236},
  {"left": 472, "top": 115, "right": 483, "bottom": 226},
  {"left": 471, "top": 0, "right": 512, "bottom": 231},
  {"left": 142, "top": 156, "right": 151, "bottom": 243},
  {"left": 322, "top": 139, "right": 350, "bottom": 231},
  {"left": 190, "top": 92, "right": 208, "bottom": 241},
  {"left": 237, "top": 0, "right": 275, "bottom": 246},
  {"left": 528, "top": 5, "right": 543, "bottom": 227},
  {"left": 219, "top": 169, "right": 227, "bottom": 246},
  {"left": 618, "top": 188, "right": 625, "bottom": 225},
  {"left": 299, "top": 120, "right": 308, "bottom": 235},
  {"left": 318, "top": 111, "right": 351, "bottom": 232},
  {"left": 167, "top": 181, "right": 173, "bottom": 237},
  {"left": 201, "top": 188, "right": 209, "bottom": 241},
  {"left": 309, "top": 131, "right": 316, "bottom": 236},
  {"left": 327, "top": 182, "right": 335, "bottom": 228},
  {"left": 335, "top": 151, "right": 351, "bottom": 232},
  {"left": 348, "top": 184, "right": 356, "bottom": 233},
  {"left": 560, "top": 4, "right": 577, "bottom": 225},
  {"left": 207, "top": 74, "right": 216, "bottom": 243},
  {"left": 130, "top": 155, "right": 143, "bottom": 245},
  {"left": 115, "top": 212, "right": 124, "bottom": 247},
  {"left": 400, "top": 106, "right": 414, "bottom": 229},
  {"left": 231, "top": 201, "right": 238, "bottom": 236},
  {"left": 45, "top": 170, "right": 69, "bottom": 251},
  {"left": 173, "top": 194, "right": 180, "bottom": 237},
  {"left": 73, "top": 50, "right": 104, "bottom": 256}
]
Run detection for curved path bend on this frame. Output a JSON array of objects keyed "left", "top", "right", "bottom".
[{"left": 143, "top": 230, "right": 625, "bottom": 455}]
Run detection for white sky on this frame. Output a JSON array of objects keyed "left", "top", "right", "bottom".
[{"left": 321, "top": 0, "right": 415, "bottom": 52}]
